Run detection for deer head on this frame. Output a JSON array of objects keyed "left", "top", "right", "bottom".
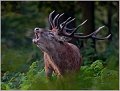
[{"left": 32, "top": 11, "right": 111, "bottom": 52}]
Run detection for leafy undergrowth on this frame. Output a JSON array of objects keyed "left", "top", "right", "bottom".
[{"left": 1, "top": 60, "right": 119, "bottom": 90}]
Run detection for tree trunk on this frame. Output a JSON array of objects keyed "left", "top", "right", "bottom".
[
  {"left": 107, "top": 2, "right": 112, "bottom": 41},
  {"left": 80, "top": 1, "right": 95, "bottom": 50}
]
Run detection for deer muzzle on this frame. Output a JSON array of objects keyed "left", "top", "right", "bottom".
[{"left": 32, "top": 38, "right": 38, "bottom": 44}]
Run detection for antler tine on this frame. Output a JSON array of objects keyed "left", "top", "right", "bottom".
[
  {"left": 59, "top": 18, "right": 87, "bottom": 37},
  {"left": 49, "top": 10, "right": 55, "bottom": 28},
  {"left": 57, "top": 13, "right": 64, "bottom": 29},
  {"left": 66, "top": 18, "right": 76, "bottom": 25},
  {"left": 70, "top": 19, "right": 88, "bottom": 35},
  {"left": 59, "top": 19, "right": 87, "bottom": 36},
  {"left": 73, "top": 26, "right": 111, "bottom": 40},
  {"left": 60, "top": 17, "right": 71, "bottom": 32},
  {"left": 53, "top": 14, "right": 60, "bottom": 28},
  {"left": 93, "top": 26, "right": 105, "bottom": 34},
  {"left": 74, "top": 33, "right": 84, "bottom": 35},
  {"left": 59, "top": 18, "right": 76, "bottom": 30},
  {"left": 57, "top": 17, "right": 73, "bottom": 36},
  {"left": 73, "top": 26, "right": 101, "bottom": 38},
  {"left": 60, "top": 18, "right": 76, "bottom": 27},
  {"left": 92, "top": 34, "right": 111, "bottom": 40},
  {"left": 91, "top": 26, "right": 111, "bottom": 40}
]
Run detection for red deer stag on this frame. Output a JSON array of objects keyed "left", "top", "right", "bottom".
[{"left": 32, "top": 11, "right": 111, "bottom": 78}]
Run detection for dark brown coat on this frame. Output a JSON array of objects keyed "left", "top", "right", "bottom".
[{"left": 43, "top": 42, "right": 82, "bottom": 78}]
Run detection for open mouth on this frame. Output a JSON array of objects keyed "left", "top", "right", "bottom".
[
  {"left": 33, "top": 32, "right": 39, "bottom": 44},
  {"left": 35, "top": 32, "right": 39, "bottom": 39}
]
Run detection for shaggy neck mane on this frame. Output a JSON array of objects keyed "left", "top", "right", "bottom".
[{"left": 46, "top": 42, "right": 74, "bottom": 59}]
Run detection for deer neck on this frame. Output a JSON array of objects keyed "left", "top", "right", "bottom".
[{"left": 43, "top": 42, "right": 68, "bottom": 62}]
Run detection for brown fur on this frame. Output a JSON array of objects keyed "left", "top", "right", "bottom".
[
  {"left": 43, "top": 42, "right": 82, "bottom": 78},
  {"left": 33, "top": 11, "right": 110, "bottom": 78},
  {"left": 33, "top": 28, "right": 82, "bottom": 78}
]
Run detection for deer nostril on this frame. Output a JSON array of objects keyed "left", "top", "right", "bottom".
[
  {"left": 34, "top": 27, "right": 40, "bottom": 32},
  {"left": 34, "top": 28, "right": 44, "bottom": 34}
]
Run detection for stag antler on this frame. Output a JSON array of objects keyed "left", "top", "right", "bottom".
[
  {"left": 73, "top": 26, "right": 111, "bottom": 40},
  {"left": 48, "top": 11, "right": 111, "bottom": 40}
]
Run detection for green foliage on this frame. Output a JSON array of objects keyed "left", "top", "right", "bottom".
[
  {"left": 80, "top": 39, "right": 98, "bottom": 65},
  {"left": 2, "top": 49, "right": 29, "bottom": 72},
  {"left": 20, "top": 61, "right": 46, "bottom": 90},
  {"left": 1, "top": 46, "right": 43, "bottom": 72},
  {"left": 2, "top": 2, "right": 46, "bottom": 48},
  {"left": 1, "top": 1, "right": 118, "bottom": 90},
  {"left": 1, "top": 60, "right": 119, "bottom": 90},
  {"left": 80, "top": 60, "right": 103, "bottom": 77},
  {"left": 1, "top": 71, "right": 25, "bottom": 89}
]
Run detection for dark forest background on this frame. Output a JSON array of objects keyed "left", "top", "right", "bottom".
[{"left": 1, "top": 1, "right": 119, "bottom": 90}]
